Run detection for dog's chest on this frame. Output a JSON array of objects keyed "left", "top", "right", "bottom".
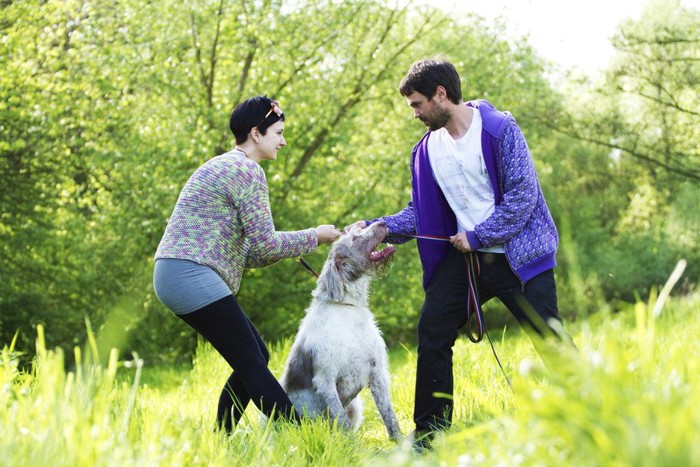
[{"left": 301, "top": 305, "right": 384, "bottom": 357}]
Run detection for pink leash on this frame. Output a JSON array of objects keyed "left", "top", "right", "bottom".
[
  {"left": 388, "top": 232, "right": 512, "bottom": 387},
  {"left": 397, "top": 234, "right": 484, "bottom": 343},
  {"left": 297, "top": 231, "right": 512, "bottom": 387}
]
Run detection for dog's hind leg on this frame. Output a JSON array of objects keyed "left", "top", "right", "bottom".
[
  {"left": 345, "top": 396, "right": 364, "bottom": 430},
  {"left": 369, "top": 367, "right": 401, "bottom": 440}
]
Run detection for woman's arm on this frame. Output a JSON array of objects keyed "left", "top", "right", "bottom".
[{"left": 239, "top": 167, "right": 317, "bottom": 268}]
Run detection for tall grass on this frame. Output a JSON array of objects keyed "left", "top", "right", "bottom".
[{"left": 2, "top": 290, "right": 698, "bottom": 465}]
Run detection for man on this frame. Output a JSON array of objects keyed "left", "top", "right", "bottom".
[{"left": 346, "top": 58, "right": 572, "bottom": 450}]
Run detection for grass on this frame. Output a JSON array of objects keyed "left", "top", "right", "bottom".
[{"left": 1, "top": 288, "right": 699, "bottom": 466}]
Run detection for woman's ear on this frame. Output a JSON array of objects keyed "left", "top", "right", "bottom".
[{"left": 250, "top": 127, "right": 260, "bottom": 143}]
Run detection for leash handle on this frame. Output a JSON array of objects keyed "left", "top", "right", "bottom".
[
  {"left": 465, "top": 252, "right": 484, "bottom": 343},
  {"left": 464, "top": 252, "right": 512, "bottom": 387},
  {"left": 386, "top": 232, "right": 485, "bottom": 342}
]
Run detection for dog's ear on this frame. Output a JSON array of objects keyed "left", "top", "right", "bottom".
[
  {"left": 313, "top": 253, "right": 346, "bottom": 302},
  {"left": 334, "top": 250, "right": 363, "bottom": 282}
]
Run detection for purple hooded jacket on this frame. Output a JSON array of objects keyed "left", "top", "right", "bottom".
[{"left": 373, "top": 100, "right": 558, "bottom": 289}]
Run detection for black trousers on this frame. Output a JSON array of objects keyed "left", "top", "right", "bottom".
[
  {"left": 179, "top": 295, "right": 300, "bottom": 432},
  {"left": 414, "top": 249, "right": 567, "bottom": 432}
]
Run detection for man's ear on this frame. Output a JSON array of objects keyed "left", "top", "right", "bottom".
[{"left": 435, "top": 85, "right": 447, "bottom": 102}]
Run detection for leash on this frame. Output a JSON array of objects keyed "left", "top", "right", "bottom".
[
  {"left": 386, "top": 233, "right": 485, "bottom": 341},
  {"left": 387, "top": 232, "right": 512, "bottom": 388},
  {"left": 296, "top": 233, "right": 512, "bottom": 388},
  {"left": 297, "top": 257, "right": 320, "bottom": 278}
]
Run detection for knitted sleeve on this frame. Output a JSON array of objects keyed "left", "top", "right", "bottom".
[
  {"left": 473, "top": 121, "right": 540, "bottom": 247},
  {"left": 367, "top": 201, "right": 416, "bottom": 244},
  {"left": 239, "top": 165, "right": 317, "bottom": 268}
]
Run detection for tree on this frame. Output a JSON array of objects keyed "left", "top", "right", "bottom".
[
  {"left": 3, "top": 0, "right": 629, "bottom": 362},
  {"left": 0, "top": 0, "right": 449, "bottom": 360},
  {"left": 554, "top": 0, "right": 699, "bottom": 184},
  {"left": 535, "top": 0, "right": 699, "bottom": 303}
]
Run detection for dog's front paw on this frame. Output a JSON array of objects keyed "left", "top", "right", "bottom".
[
  {"left": 388, "top": 426, "right": 403, "bottom": 442},
  {"left": 334, "top": 415, "right": 354, "bottom": 431}
]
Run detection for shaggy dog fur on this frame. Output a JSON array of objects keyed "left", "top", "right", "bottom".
[{"left": 280, "top": 221, "right": 401, "bottom": 439}]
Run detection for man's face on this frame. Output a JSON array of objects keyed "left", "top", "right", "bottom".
[{"left": 405, "top": 92, "right": 450, "bottom": 131}]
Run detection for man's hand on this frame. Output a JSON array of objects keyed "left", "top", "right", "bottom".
[
  {"left": 449, "top": 232, "right": 472, "bottom": 253},
  {"left": 343, "top": 220, "right": 367, "bottom": 233}
]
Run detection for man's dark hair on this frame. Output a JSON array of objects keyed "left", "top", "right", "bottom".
[
  {"left": 229, "top": 95, "right": 285, "bottom": 144},
  {"left": 399, "top": 58, "right": 462, "bottom": 104}
]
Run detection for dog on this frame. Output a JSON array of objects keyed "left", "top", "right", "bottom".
[{"left": 280, "top": 221, "right": 401, "bottom": 439}]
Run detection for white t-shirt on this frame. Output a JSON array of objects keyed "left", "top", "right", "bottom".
[{"left": 428, "top": 108, "right": 504, "bottom": 253}]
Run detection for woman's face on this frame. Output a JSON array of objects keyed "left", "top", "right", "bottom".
[{"left": 256, "top": 120, "right": 286, "bottom": 161}]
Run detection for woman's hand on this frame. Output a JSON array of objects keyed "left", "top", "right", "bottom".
[{"left": 315, "top": 225, "right": 342, "bottom": 244}]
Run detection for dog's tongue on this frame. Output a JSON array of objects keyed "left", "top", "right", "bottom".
[{"left": 369, "top": 244, "right": 396, "bottom": 261}]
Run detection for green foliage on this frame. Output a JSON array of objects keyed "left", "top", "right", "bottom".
[
  {"left": 2, "top": 0, "right": 454, "bottom": 359},
  {"left": 531, "top": 0, "right": 699, "bottom": 315},
  {"left": 1, "top": 293, "right": 698, "bottom": 465},
  {"left": 1, "top": 0, "right": 698, "bottom": 362},
  {"left": 4, "top": 0, "right": 560, "bottom": 357}
]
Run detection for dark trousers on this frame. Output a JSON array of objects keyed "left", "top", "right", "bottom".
[
  {"left": 179, "top": 295, "right": 300, "bottom": 432},
  {"left": 414, "top": 249, "right": 567, "bottom": 432}
]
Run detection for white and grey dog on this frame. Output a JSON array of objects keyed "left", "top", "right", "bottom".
[{"left": 280, "top": 221, "right": 401, "bottom": 439}]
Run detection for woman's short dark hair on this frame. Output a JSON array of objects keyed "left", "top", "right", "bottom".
[
  {"left": 399, "top": 58, "right": 462, "bottom": 104},
  {"left": 229, "top": 95, "right": 285, "bottom": 144}
]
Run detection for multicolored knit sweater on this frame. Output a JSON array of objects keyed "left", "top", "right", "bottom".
[{"left": 155, "top": 150, "right": 317, "bottom": 295}]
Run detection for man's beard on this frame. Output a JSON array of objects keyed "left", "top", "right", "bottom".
[{"left": 422, "top": 106, "right": 451, "bottom": 131}]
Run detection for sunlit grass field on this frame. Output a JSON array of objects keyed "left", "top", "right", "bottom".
[{"left": 2, "top": 288, "right": 698, "bottom": 466}]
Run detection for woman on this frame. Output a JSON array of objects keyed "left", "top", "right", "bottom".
[{"left": 153, "top": 96, "right": 341, "bottom": 432}]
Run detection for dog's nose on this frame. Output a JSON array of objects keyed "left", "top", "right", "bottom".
[{"left": 375, "top": 220, "right": 386, "bottom": 227}]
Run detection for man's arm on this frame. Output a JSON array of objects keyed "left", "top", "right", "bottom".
[
  {"left": 470, "top": 121, "right": 541, "bottom": 248},
  {"left": 345, "top": 201, "right": 416, "bottom": 244}
]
